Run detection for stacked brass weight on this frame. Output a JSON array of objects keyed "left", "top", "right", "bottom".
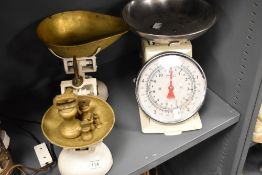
[
  {"left": 42, "top": 89, "right": 115, "bottom": 149},
  {"left": 53, "top": 88, "right": 81, "bottom": 139},
  {"left": 78, "top": 96, "right": 102, "bottom": 141}
]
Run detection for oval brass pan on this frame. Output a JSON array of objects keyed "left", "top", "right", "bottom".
[{"left": 37, "top": 10, "right": 129, "bottom": 58}]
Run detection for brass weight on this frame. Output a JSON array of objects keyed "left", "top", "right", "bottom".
[
  {"left": 53, "top": 88, "right": 81, "bottom": 139},
  {"left": 78, "top": 96, "right": 102, "bottom": 141}
]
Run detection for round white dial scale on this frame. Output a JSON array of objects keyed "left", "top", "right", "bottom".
[{"left": 136, "top": 52, "right": 206, "bottom": 124}]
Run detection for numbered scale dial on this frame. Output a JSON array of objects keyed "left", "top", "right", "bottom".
[{"left": 136, "top": 52, "right": 206, "bottom": 123}]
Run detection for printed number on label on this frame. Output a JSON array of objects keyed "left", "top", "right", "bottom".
[{"left": 89, "top": 160, "right": 100, "bottom": 169}]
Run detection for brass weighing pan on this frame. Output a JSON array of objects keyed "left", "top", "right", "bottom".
[
  {"left": 37, "top": 10, "right": 129, "bottom": 58},
  {"left": 122, "top": 0, "right": 216, "bottom": 42},
  {"left": 41, "top": 95, "right": 115, "bottom": 148}
]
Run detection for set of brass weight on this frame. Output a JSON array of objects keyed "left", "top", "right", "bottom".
[{"left": 53, "top": 88, "right": 102, "bottom": 141}]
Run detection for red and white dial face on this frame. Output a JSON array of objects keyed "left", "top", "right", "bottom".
[{"left": 136, "top": 52, "right": 206, "bottom": 123}]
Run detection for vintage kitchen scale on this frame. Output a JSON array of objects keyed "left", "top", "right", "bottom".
[
  {"left": 123, "top": 0, "right": 216, "bottom": 135},
  {"left": 37, "top": 11, "right": 128, "bottom": 175}
]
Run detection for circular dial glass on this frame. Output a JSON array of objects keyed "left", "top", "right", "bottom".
[{"left": 136, "top": 52, "right": 206, "bottom": 123}]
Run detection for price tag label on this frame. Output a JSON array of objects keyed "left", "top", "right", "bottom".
[{"left": 89, "top": 160, "right": 101, "bottom": 169}]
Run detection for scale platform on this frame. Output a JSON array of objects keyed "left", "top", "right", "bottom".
[{"left": 122, "top": 0, "right": 216, "bottom": 43}]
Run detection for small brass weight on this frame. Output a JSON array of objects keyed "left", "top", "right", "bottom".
[
  {"left": 78, "top": 96, "right": 102, "bottom": 141},
  {"left": 54, "top": 88, "right": 103, "bottom": 141}
]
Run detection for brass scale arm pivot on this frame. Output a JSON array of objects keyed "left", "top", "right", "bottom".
[{"left": 72, "top": 56, "right": 84, "bottom": 87}]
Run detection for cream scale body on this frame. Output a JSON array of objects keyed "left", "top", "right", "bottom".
[
  {"left": 37, "top": 11, "right": 128, "bottom": 175},
  {"left": 123, "top": 0, "right": 216, "bottom": 135}
]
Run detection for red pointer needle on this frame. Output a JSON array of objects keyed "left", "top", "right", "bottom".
[{"left": 167, "top": 67, "right": 175, "bottom": 99}]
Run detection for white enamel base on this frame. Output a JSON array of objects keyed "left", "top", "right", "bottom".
[{"left": 58, "top": 142, "right": 113, "bottom": 175}]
